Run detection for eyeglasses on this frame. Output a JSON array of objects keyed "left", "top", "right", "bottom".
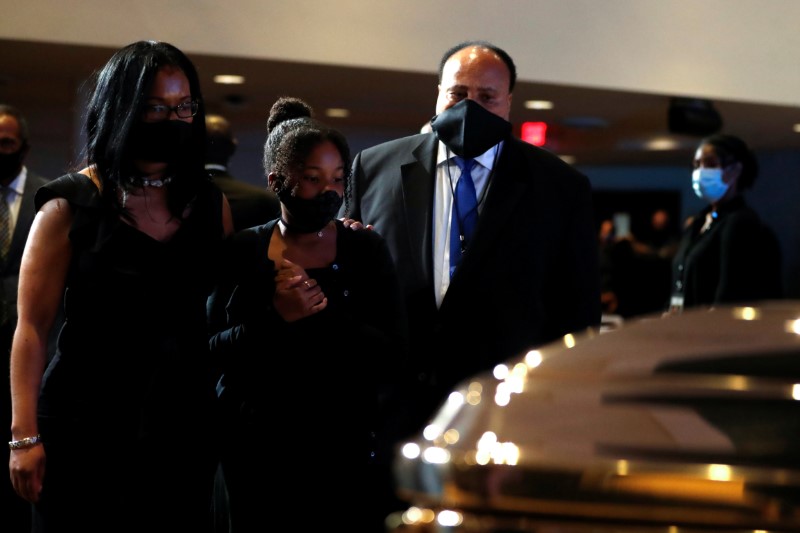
[{"left": 142, "top": 100, "right": 199, "bottom": 121}]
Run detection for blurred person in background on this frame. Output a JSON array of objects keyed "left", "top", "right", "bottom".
[
  {"left": 205, "top": 113, "right": 280, "bottom": 232},
  {"left": 669, "top": 133, "right": 782, "bottom": 312}
]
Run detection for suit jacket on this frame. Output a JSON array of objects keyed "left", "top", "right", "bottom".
[
  {"left": 671, "top": 195, "right": 783, "bottom": 309},
  {"left": 206, "top": 167, "right": 280, "bottom": 232},
  {"left": 1, "top": 170, "right": 49, "bottom": 327},
  {"left": 349, "top": 133, "right": 601, "bottom": 426}
]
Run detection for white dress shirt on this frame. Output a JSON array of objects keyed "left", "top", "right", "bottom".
[
  {"left": 3, "top": 166, "right": 27, "bottom": 231},
  {"left": 433, "top": 142, "right": 502, "bottom": 307}
]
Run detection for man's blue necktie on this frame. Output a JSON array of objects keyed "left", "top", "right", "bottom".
[{"left": 450, "top": 157, "right": 478, "bottom": 277}]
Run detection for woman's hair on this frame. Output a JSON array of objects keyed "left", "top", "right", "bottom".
[
  {"left": 700, "top": 133, "right": 759, "bottom": 190},
  {"left": 83, "top": 40, "right": 208, "bottom": 217},
  {"left": 263, "top": 96, "right": 352, "bottom": 215}
]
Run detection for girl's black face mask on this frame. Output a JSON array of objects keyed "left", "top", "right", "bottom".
[
  {"left": 278, "top": 187, "right": 343, "bottom": 233},
  {"left": 430, "top": 99, "right": 512, "bottom": 159}
]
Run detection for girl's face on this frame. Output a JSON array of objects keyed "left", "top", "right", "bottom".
[{"left": 286, "top": 140, "right": 345, "bottom": 198}]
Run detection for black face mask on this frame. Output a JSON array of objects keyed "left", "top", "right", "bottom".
[
  {"left": 128, "top": 120, "right": 193, "bottom": 163},
  {"left": 430, "top": 99, "right": 512, "bottom": 159},
  {"left": 278, "top": 188, "right": 343, "bottom": 233},
  {"left": 0, "top": 148, "right": 25, "bottom": 182}
]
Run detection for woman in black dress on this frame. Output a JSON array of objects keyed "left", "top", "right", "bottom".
[{"left": 9, "top": 41, "right": 233, "bottom": 532}]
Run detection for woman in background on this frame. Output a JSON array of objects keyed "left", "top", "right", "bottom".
[
  {"left": 9, "top": 40, "right": 233, "bottom": 532},
  {"left": 669, "top": 133, "right": 782, "bottom": 312}
]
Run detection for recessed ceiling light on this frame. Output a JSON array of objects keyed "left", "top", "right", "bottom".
[
  {"left": 524, "top": 100, "right": 554, "bottom": 110},
  {"left": 213, "top": 74, "right": 245, "bottom": 85},
  {"left": 644, "top": 137, "right": 681, "bottom": 151},
  {"left": 559, "top": 155, "right": 576, "bottom": 165},
  {"left": 325, "top": 108, "right": 350, "bottom": 118},
  {"left": 793, "top": 123, "right": 800, "bottom": 133},
  {"left": 617, "top": 137, "right": 689, "bottom": 151}
]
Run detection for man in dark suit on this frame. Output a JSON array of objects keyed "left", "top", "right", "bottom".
[
  {"left": 1, "top": 103, "right": 49, "bottom": 533},
  {"left": 205, "top": 113, "right": 280, "bottom": 232},
  {"left": 347, "top": 41, "right": 602, "bottom": 442}
]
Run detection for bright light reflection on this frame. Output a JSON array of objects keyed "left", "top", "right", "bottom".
[
  {"left": 447, "top": 391, "right": 465, "bottom": 407},
  {"left": 402, "top": 506, "right": 422, "bottom": 524},
  {"left": 499, "top": 441, "right": 520, "bottom": 465},
  {"left": 511, "top": 362, "right": 528, "bottom": 378},
  {"left": 401, "top": 442, "right": 420, "bottom": 459},
  {"left": 563, "top": 333, "right": 576, "bottom": 348},
  {"left": 788, "top": 319, "right": 800, "bottom": 334},
  {"left": 616, "top": 459, "right": 629, "bottom": 476},
  {"left": 668, "top": 526, "right": 678, "bottom": 533},
  {"left": 733, "top": 306, "right": 760, "bottom": 320},
  {"left": 437, "top": 509, "right": 463, "bottom": 527},
  {"left": 495, "top": 382, "right": 511, "bottom": 406},
  {"left": 475, "top": 431, "right": 518, "bottom": 464},
  {"left": 525, "top": 350, "right": 543, "bottom": 368},
  {"left": 422, "top": 424, "right": 442, "bottom": 441},
  {"left": 506, "top": 364, "right": 527, "bottom": 393},
  {"left": 402, "top": 506, "right": 435, "bottom": 525},
  {"left": 422, "top": 446, "right": 451, "bottom": 464},
  {"left": 478, "top": 432, "right": 498, "bottom": 448},
  {"left": 493, "top": 364, "right": 509, "bottom": 379},
  {"left": 708, "top": 464, "right": 732, "bottom": 481},
  {"left": 443, "top": 429, "right": 460, "bottom": 444},
  {"left": 476, "top": 449, "right": 490, "bottom": 465},
  {"left": 792, "top": 383, "right": 800, "bottom": 400},
  {"left": 466, "top": 390, "right": 482, "bottom": 405}
]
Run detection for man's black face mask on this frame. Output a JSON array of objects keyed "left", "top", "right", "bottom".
[{"left": 430, "top": 99, "right": 512, "bottom": 159}]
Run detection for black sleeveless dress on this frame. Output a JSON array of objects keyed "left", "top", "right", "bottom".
[{"left": 32, "top": 174, "right": 225, "bottom": 533}]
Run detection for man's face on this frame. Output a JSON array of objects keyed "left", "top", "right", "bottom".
[
  {"left": 0, "top": 115, "right": 24, "bottom": 156},
  {"left": 0, "top": 114, "right": 26, "bottom": 182},
  {"left": 436, "top": 46, "right": 512, "bottom": 120}
]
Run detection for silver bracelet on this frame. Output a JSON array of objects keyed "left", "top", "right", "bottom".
[{"left": 8, "top": 434, "right": 42, "bottom": 450}]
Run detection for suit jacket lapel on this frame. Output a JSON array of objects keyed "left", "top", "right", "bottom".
[{"left": 402, "top": 134, "right": 438, "bottom": 281}]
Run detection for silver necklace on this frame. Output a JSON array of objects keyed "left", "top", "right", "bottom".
[{"left": 141, "top": 176, "right": 173, "bottom": 188}]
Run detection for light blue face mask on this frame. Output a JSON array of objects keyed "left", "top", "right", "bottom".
[{"left": 692, "top": 167, "right": 729, "bottom": 203}]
